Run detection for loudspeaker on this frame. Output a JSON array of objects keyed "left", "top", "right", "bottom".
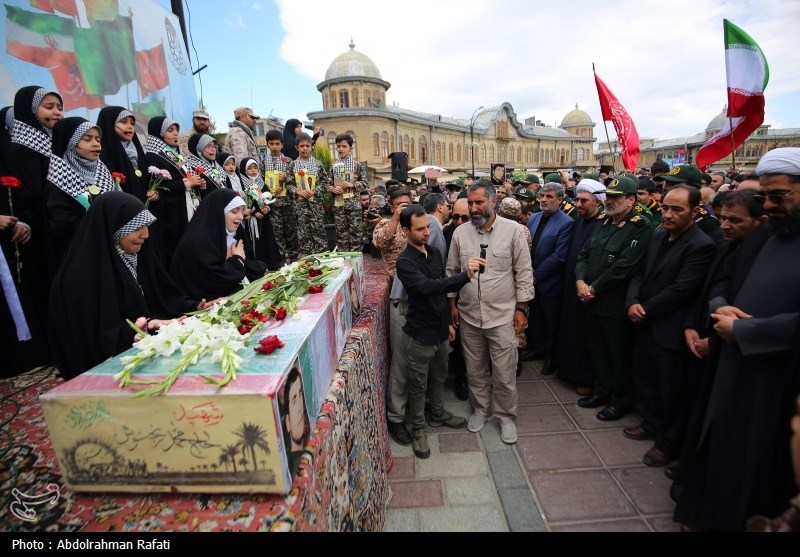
[{"left": 389, "top": 152, "right": 408, "bottom": 182}]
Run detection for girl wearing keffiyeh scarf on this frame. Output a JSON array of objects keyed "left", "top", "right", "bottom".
[
  {"left": 45, "top": 117, "right": 117, "bottom": 266},
  {"left": 48, "top": 192, "right": 199, "bottom": 379},
  {"left": 239, "top": 158, "right": 283, "bottom": 271},
  {"left": 186, "top": 133, "right": 225, "bottom": 192}
]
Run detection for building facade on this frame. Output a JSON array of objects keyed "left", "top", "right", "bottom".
[{"left": 307, "top": 42, "right": 598, "bottom": 182}]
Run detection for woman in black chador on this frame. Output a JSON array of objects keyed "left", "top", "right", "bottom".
[
  {"left": 49, "top": 192, "right": 199, "bottom": 380},
  {"left": 170, "top": 188, "right": 266, "bottom": 301}
]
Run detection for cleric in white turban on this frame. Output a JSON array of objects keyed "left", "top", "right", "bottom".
[
  {"left": 576, "top": 178, "right": 607, "bottom": 202},
  {"left": 756, "top": 147, "right": 800, "bottom": 176}
]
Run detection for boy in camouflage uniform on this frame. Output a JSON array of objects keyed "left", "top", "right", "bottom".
[
  {"left": 331, "top": 133, "right": 367, "bottom": 251},
  {"left": 286, "top": 132, "right": 330, "bottom": 255},
  {"left": 263, "top": 129, "right": 299, "bottom": 261}
]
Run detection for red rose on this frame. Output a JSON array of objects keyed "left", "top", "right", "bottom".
[
  {"left": 262, "top": 281, "right": 274, "bottom": 291},
  {"left": 308, "top": 285, "right": 323, "bottom": 294},
  {"left": 1, "top": 176, "right": 22, "bottom": 188},
  {"left": 238, "top": 325, "right": 252, "bottom": 335},
  {"left": 194, "top": 167, "right": 206, "bottom": 174},
  {"left": 308, "top": 268, "right": 322, "bottom": 278},
  {"left": 254, "top": 335, "right": 284, "bottom": 355},
  {"left": 273, "top": 307, "right": 288, "bottom": 321},
  {"left": 297, "top": 170, "right": 306, "bottom": 177},
  {"left": 111, "top": 172, "right": 127, "bottom": 184}
]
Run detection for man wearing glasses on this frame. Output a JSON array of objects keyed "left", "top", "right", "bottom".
[{"left": 675, "top": 147, "right": 800, "bottom": 532}]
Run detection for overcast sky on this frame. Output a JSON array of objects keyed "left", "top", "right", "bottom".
[{"left": 188, "top": 0, "right": 800, "bottom": 141}]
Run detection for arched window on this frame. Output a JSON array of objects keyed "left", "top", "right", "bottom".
[
  {"left": 351, "top": 88, "right": 359, "bottom": 107},
  {"left": 436, "top": 141, "right": 443, "bottom": 162},
  {"left": 410, "top": 138, "right": 415, "bottom": 162},
  {"left": 390, "top": 135, "right": 395, "bottom": 153},
  {"left": 517, "top": 146, "right": 522, "bottom": 162},
  {"left": 419, "top": 136, "right": 427, "bottom": 162},
  {"left": 481, "top": 144, "right": 486, "bottom": 163},
  {"left": 404, "top": 135, "right": 410, "bottom": 154},
  {"left": 578, "top": 148, "right": 585, "bottom": 161},
  {"left": 508, "top": 145, "right": 514, "bottom": 164},
  {"left": 323, "top": 92, "right": 329, "bottom": 110},
  {"left": 449, "top": 142, "right": 454, "bottom": 161},
  {"left": 330, "top": 90, "right": 337, "bottom": 109},
  {"left": 339, "top": 90, "right": 349, "bottom": 109},
  {"left": 457, "top": 143, "right": 461, "bottom": 161},
  {"left": 489, "top": 145, "right": 495, "bottom": 162},
  {"left": 328, "top": 132, "right": 337, "bottom": 156},
  {"left": 381, "top": 132, "right": 389, "bottom": 158},
  {"left": 373, "top": 133, "right": 380, "bottom": 156}
]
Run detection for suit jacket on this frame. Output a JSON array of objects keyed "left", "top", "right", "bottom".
[
  {"left": 526, "top": 209, "right": 574, "bottom": 296},
  {"left": 627, "top": 225, "right": 716, "bottom": 351}
]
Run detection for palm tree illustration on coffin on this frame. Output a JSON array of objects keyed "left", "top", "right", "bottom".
[
  {"left": 233, "top": 422, "right": 271, "bottom": 472},
  {"left": 221, "top": 444, "right": 240, "bottom": 473}
]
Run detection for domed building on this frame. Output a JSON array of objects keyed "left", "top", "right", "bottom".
[{"left": 307, "top": 42, "right": 598, "bottom": 182}]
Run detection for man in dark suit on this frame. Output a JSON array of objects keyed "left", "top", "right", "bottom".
[
  {"left": 626, "top": 185, "right": 716, "bottom": 467},
  {"left": 523, "top": 182, "right": 575, "bottom": 374}
]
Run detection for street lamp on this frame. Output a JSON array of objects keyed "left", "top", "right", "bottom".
[{"left": 470, "top": 106, "right": 484, "bottom": 178}]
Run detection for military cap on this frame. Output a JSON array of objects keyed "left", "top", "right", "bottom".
[
  {"left": 514, "top": 187, "right": 537, "bottom": 200},
  {"left": 662, "top": 165, "right": 703, "bottom": 188},
  {"left": 544, "top": 172, "right": 562, "bottom": 184},
  {"left": 513, "top": 173, "right": 540, "bottom": 185},
  {"left": 605, "top": 176, "right": 639, "bottom": 196},
  {"left": 583, "top": 173, "right": 600, "bottom": 181}
]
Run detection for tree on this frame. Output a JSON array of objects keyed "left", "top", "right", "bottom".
[{"left": 233, "top": 422, "right": 271, "bottom": 472}]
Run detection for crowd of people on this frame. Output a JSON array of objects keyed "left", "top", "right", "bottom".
[
  {"left": 1, "top": 84, "right": 798, "bottom": 532},
  {"left": 369, "top": 150, "right": 800, "bottom": 533}
]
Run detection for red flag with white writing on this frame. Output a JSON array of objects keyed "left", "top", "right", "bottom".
[
  {"left": 136, "top": 43, "right": 170, "bottom": 96},
  {"left": 593, "top": 66, "right": 640, "bottom": 172}
]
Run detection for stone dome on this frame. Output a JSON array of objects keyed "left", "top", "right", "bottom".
[
  {"left": 706, "top": 107, "right": 728, "bottom": 132},
  {"left": 561, "top": 104, "right": 593, "bottom": 127},
  {"left": 325, "top": 40, "right": 383, "bottom": 81}
]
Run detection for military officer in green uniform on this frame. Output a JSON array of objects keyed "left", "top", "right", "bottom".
[
  {"left": 545, "top": 173, "right": 578, "bottom": 219},
  {"left": 659, "top": 164, "right": 722, "bottom": 243},
  {"left": 616, "top": 172, "right": 656, "bottom": 224},
  {"left": 575, "top": 177, "right": 654, "bottom": 421},
  {"left": 513, "top": 174, "right": 541, "bottom": 214}
]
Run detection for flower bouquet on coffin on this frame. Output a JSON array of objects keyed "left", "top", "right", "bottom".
[
  {"left": 115, "top": 253, "right": 345, "bottom": 396},
  {"left": 145, "top": 166, "right": 172, "bottom": 207},
  {"left": 1, "top": 176, "right": 23, "bottom": 282}
]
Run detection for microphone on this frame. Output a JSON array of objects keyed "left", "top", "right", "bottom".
[{"left": 479, "top": 244, "right": 488, "bottom": 274}]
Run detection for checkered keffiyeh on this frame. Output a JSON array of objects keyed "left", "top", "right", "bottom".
[
  {"left": 291, "top": 156, "right": 323, "bottom": 176},
  {"left": 31, "top": 88, "right": 56, "bottom": 114},
  {"left": 263, "top": 151, "right": 290, "bottom": 172},
  {"left": 11, "top": 120, "right": 52, "bottom": 157},
  {"left": 333, "top": 154, "right": 357, "bottom": 179},
  {"left": 146, "top": 134, "right": 169, "bottom": 155},
  {"left": 115, "top": 110, "right": 134, "bottom": 124},
  {"left": 114, "top": 209, "right": 156, "bottom": 282},
  {"left": 47, "top": 154, "right": 117, "bottom": 198}
]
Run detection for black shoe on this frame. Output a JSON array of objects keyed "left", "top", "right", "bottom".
[
  {"left": 455, "top": 380, "right": 469, "bottom": 401},
  {"left": 388, "top": 421, "right": 412, "bottom": 446},
  {"left": 541, "top": 359, "right": 557, "bottom": 376},
  {"left": 664, "top": 464, "right": 680, "bottom": 481},
  {"left": 577, "top": 394, "right": 610, "bottom": 408},
  {"left": 597, "top": 405, "right": 631, "bottom": 421}
]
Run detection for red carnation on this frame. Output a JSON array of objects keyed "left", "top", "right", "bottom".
[
  {"left": 308, "top": 268, "right": 322, "bottom": 278},
  {"left": 1, "top": 176, "right": 22, "bottom": 188},
  {"left": 111, "top": 172, "right": 127, "bottom": 184},
  {"left": 297, "top": 170, "right": 306, "bottom": 177},
  {"left": 262, "top": 281, "right": 274, "bottom": 291},
  {"left": 274, "top": 307, "right": 288, "bottom": 321},
  {"left": 308, "top": 285, "right": 324, "bottom": 294},
  {"left": 194, "top": 167, "right": 206, "bottom": 174},
  {"left": 254, "top": 335, "right": 284, "bottom": 355}
]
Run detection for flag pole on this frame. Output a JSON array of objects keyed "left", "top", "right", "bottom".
[{"left": 728, "top": 117, "right": 737, "bottom": 171}]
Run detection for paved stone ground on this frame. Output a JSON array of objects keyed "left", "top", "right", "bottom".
[{"left": 383, "top": 359, "right": 680, "bottom": 532}]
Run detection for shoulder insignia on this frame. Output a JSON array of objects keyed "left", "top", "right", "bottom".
[
  {"left": 698, "top": 207, "right": 708, "bottom": 216},
  {"left": 630, "top": 215, "right": 642, "bottom": 223},
  {"left": 618, "top": 221, "right": 626, "bottom": 228}
]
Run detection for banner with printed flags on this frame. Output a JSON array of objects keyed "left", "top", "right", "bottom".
[
  {"left": 593, "top": 65, "right": 640, "bottom": 172},
  {"left": 28, "top": 0, "right": 78, "bottom": 16},
  {"left": 136, "top": 43, "right": 169, "bottom": 97},
  {"left": 696, "top": 19, "right": 769, "bottom": 170}
]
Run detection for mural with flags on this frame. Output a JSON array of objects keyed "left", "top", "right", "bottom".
[{"left": 1, "top": 0, "right": 197, "bottom": 130}]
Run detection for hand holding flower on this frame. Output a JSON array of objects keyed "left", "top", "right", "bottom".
[{"left": 0, "top": 214, "right": 17, "bottom": 230}]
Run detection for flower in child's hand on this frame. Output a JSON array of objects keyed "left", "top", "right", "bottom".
[
  {"left": 1, "top": 176, "right": 22, "bottom": 188},
  {"left": 194, "top": 167, "right": 206, "bottom": 174},
  {"left": 111, "top": 172, "right": 127, "bottom": 185}
]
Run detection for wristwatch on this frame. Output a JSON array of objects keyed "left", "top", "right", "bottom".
[{"left": 516, "top": 306, "right": 529, "bottom": 317}]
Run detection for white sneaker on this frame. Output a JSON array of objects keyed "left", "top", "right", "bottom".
[
  {"left": 500, "top": 421, "right": 518, "bottom": 444},
  {"left": 467, "top": 414, "right": 487, "bottom": 433}
]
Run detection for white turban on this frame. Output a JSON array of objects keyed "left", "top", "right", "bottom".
[
  {"left": 576, "top": 178, "right": 607, "bottom": 202},
  {"left": 756, "top": 147, "right": 800, "bottom": 176}
]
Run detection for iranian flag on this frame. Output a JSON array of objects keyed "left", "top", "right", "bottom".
[{"left": 695, "top": 19, "right": 769, "bottom": 170}]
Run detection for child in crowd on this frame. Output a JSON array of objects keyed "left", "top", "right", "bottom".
[
  {"left": 331, "top": 133, "right": 367, "bottom": 251},
  {"left": 239, "top": 158, "right": 283, "bottom": 271},
  {"left": 286, "top": 132, "right": 329, "bottom": 255},
  {"left": 263, "top": 130, "right": 299, "bottom": 262}
]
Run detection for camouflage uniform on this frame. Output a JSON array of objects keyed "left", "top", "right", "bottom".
[
  {"left": 286, "top": 156, "right": 330, "bottom": 255},
  {"left": 264, "top": 151, "right": 299, "bottom": 259},
  {"left": 372, "top": 217, "right": 406, "bottom": 278},
  {"left": 223, "top": 121, "right": 258, "bottom": 166},
  {"left": 331, "top": 156, "right": 367, "bottom": 252}
]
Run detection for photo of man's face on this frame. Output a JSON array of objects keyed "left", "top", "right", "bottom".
[
  {"left": 491, "top": 163, "right": 506, "bottom": 186},
  {"left": 283, "top": 368, "right": 309, "bottom": 453}
]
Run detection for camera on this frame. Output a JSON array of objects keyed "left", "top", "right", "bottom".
[
  {"left": 479, "top": 244, "right": 488, "bottom": 274},
  {"left": 366, "top": 208, "right": 381, "bottom": 219}
]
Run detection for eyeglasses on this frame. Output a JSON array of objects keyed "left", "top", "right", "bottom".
[
  {"left": 452, "top": 215, "right": 470, "bottom": 222},
  {"left": 753, "top": 191, "right": 794, "bottom": 205}
]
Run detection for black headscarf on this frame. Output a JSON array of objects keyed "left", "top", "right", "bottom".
[
  {"left": 47, "top": 117, "right": 116, "bottom": 197},
  {"left": 282, "top": 118, "right": 302, "bottom": 160},
  {"left": 97, "top": 106, "right": 148, "bottom": 201},
  {"left": 186, "top": 133, "right": 224, "bottom": 190},
  {"left": 170, "top": 188, "right": 249, "bottom": 300},
  {"left": 217, "top": 151, "right": 247, "bottom": 197},
  {"left": 49, "top": 192, "right": 197, "bottom": 379}
]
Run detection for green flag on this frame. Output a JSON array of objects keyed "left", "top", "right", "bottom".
[
  {"left": 132, "top": 99, "right": 166, "bottom": 120},
  {"left": 74, "top": 16, "right": 136, "bottom": 96}
]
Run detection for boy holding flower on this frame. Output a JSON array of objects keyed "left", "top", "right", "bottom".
[
  {"left": 263, "top": 129, "right": 299, "bottom": 263},
  {"left": 287, "top": 132, "right": 329, "bottom": 255}
]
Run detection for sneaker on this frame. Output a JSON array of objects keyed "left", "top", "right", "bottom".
[
  {"left": 467, "top": 414, "right": 487, "bottom": 433},
  {"left": 428, "top": 410, "right": 467, "bottom": 429},
  {"left": 500, "top": 421, "right": 518, "bottom": 444},
  {"left": 411, "top": 429, "right": 430, "bottom": 459}
]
